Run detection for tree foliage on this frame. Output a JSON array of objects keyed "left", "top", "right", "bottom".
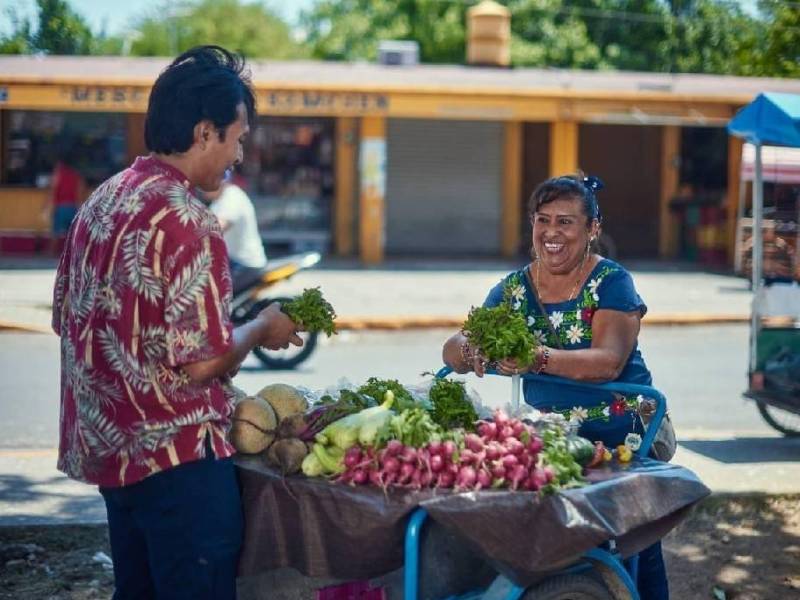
[
  {"left": 1, "top": 0, "right": 93, "bottom": 55},
  {"left": 126, "top": 0, "right": 306, "bottom": 58}
]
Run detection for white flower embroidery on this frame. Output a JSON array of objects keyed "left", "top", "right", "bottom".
[
  {"left": 532, "top": 329, "right": 548, "bottom": 345},
  {"left": 566, "top": 323, "right": 584, "bottom": 344},
  {"left": 527, "top": 315, "right": 536, "bottom": 327},
  {"left": 510, "top": 285, "right": 525, "bottom": 302},
  {"left": 569, "top": 406, "right": 589, "bottom": 424},
  {"left": 588, "top": 278, "right": 601, "bottom": 301},
  {"left": 602, "top": 406, "right": 611, "bottom": 417},
  {"left": 549, "top": 311, "right": 564, "bottom": 329},
  {"left": 575, "top": 309, "right": 582, "bottom": 321},
  {"left": 512, "top": 299, "right": 521, "bottom": 310}
]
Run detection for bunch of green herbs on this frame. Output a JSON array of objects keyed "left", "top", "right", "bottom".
[
  {"left": 357, "top": 377, "right": 418, "bottom": 412},
  {"left": 427, "top": 378, "right": 478, "bottom": 431},
  {"left": 282, "top": 287, "right": 337, "bottom": 336}
]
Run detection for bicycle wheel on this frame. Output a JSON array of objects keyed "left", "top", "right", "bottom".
[
  {"left": 757, "top": 401, "right": 800, "bottom": 436},
  {"left": 522, "top": 574, "right": 613, "bottom": 600}
]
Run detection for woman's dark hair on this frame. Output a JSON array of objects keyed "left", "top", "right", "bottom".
[
  {"left": 145, "top": 45, "right": 256, "bottom": 155},
  {"left": 528, "top": 174, "right": 604, "bottom": 225}
]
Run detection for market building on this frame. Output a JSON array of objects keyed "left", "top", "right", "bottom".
[{"left": 1, "top": 5, "right": 799, "bottom": 266}]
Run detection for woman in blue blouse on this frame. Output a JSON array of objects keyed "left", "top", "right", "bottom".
[{"left": 443, "top": 174, "right": 669, "bottom": 600}]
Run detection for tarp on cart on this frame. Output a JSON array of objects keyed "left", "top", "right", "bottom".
[{"left": 236, "top": 456, "right": 710, "bottom": 587}]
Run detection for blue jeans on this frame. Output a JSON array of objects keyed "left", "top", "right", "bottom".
[
  {"left": 638, "top": 541, "right": 669, "bottom": 600},
  {"left": 100, "top": 450, "right": 243, "bottom": 600}
]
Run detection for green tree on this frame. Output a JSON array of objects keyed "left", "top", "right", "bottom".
[
  {"left": 301, "top": 0, "right": 466, "bottom": 63},
  {"left": 1, "top": 0, "right": 92, "bottom": 55},
  {"left": 128, "top": 0, "right": 306, "bottom": 58},
  {"left": 755, "top": 0, "right": 800, "bottom": 77}
]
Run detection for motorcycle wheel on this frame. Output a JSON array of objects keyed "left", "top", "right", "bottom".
[
  {"left": 245, "top": 297, "right": 320, "bottom": 370},
  {"left": 756, "top": 401, "right": 800, "bottom": 437},
  {"left": 521, "top": 574, "right": 612, "bottom": 600}
]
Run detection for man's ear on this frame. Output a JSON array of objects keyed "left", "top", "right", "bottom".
[{"left": 193, "top": 120, "right": 214, "bottom": 149}]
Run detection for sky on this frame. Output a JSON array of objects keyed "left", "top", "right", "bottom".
[
  {"left": 2, "top": 0, "right": 316, "bottom": 36},
  {"left": 2, "top": 0, "right": 761, "bottom": 37}
]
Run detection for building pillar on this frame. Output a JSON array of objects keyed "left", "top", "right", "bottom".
[
  {"left": 358, "top": 116, "right": 387, "bottom": 265},
  {"left": 334, "top": 117, "right": 357, "bottom": 256},
  {"left": 126, "top": 113, "right": 147, "bottom": 163},
  {"left": 549, "top": 120, "right": 578, "bottom": 177},
  {"left": 659, "top": 126, "right": 681, "bottom": 258},
  {"left": 726, "top": 135, "right": 744, "bottom": 265},
  {"left": 501, "top": 121, "right": 522, "bottom": 257}
]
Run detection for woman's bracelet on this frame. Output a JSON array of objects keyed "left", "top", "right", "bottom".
[
  {"left": 534, "top": 346, "right": 551, "bottom": 374},
  {"left": 460, "top": 339, "right": 476, "bottom": 368}
]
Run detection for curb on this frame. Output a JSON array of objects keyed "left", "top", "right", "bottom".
[{"left": 1, "top": 314, "right": 750, "bottom": 334}]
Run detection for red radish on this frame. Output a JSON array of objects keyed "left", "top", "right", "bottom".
[
  {"left": 437, "top": 471, "right": 455, "bottom": 488},
  {"left": 477, "top": 421, "right": 496, "bottom": 440},
  {"left": 399, "top": 463, "right": 416, "bottom": 485},
  {"left": 543, "top": 466, "right": 555, "bottom": 484},
  {"left": 531, "top": 467, "right": 549, "bottom": 489},
  {"left": 399, "top": 446, "right": 418, "bottom": 464},
  {"left": 430, "top": 454, "right": 445, "bottom": 473},
  {"left": 501, "top": 454, "right": 519, "bottom": 470},
  {"left": 509, "top": 465, "right": 528, "bottom": 490},
  {"left": 476, "top": 469, "right": 492, "bottom": 489},
  {"left": 369, "top": 469, "right": 383, "bottom": 487},
  {"left": 427, "top": 440, "right": 443, "bottom": 456},
  {"left": 493, "top": 410, "right": 510, "bottom": 427},
  {"left": 511, "top": 420, "right": 526, "bottom": 437},
  {"left": 419, "top": 470, "right": 433, "bottom": 487},
  {"left": 523, "top": 475, "right": 539, "bottom": 491},
  {"left": 383, "top": 456, "right": 400, "bottom": 475},
  {"left": 485, "top": 442, "right": 503, "bottom": 461},
  {"left": 352, "top": 469, "right": 368, "bottom": 485},
  {"left": 417, "top": 448, "right": 431, "bottom": 466},
  {"left": 344, "top": 447, "right": 363, "bottom": 469},
  {"left": 504, "top": 438, "right": 525, "bottom": 456},
  {"left": 386, "top": 440, "right": 404, "bottom": 456},
  {"left": 456, "top": 466, "right": 477, "bottom": 489},
  {"left": 459, "top": 449, "right": 477, "bottom": 465},
  {"left": 528, "top": 437, "right": 544, "bottom": 454},
  {"left": 491, "top": 463, "right": 506, "bottom": 481},
  {"left": 519, "top": 453, "right": 534, "bottom": 469},
  {"left": 442, "top": 440, "right": 457, "bottom": 459},
  {"left": 464, "top": 433, "right": 484, "bottom": 453},
  {"left": 500, "top": 426, "right": 515, "bottom": 441}
]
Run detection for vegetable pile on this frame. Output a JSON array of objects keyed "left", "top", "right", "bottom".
[
  {"left": 282, "top": 287, "right": 337, "bottom": 336},
  {"left": 230, "top": 376, "right": 637, "bottom": 498},
  {"left": 461, "top": 285, "right": 537, "bottom": 366}
]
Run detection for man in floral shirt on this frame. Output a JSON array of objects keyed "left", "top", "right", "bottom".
[{"left": 52, "top": 46, "right": 301, "bottom": 599}]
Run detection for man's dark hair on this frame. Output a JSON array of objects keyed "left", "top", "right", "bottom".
[{"left": 145, "top": 45, "right": 256, "bottom": 155}]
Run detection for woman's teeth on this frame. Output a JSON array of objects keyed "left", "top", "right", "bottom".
[{"left": 544, "top": 242, "right": 564, "bottom": 253}]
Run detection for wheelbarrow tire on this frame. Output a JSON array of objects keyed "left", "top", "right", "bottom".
[{"left": 522, "top": 573, "right": 613, "bottom": 600}]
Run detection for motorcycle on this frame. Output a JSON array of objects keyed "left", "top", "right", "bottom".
[{"left": 230, "top": 251, "right": 322, "bottom": 370}]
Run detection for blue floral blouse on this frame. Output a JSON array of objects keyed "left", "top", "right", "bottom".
[{"left": 484, "top": 259, "right": 652, "bottom": 447}]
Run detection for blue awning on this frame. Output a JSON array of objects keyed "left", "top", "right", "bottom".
[{"left": 728, "top": 92, "right": 800, "bottom": 147}]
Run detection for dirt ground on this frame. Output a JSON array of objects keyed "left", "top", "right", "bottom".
[{"left": 1, "top": 494, "right": 798, "bottom": 600}]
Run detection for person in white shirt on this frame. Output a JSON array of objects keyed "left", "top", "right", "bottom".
[{"left": 205, "top": 181, "right": 268, "bottom": 294}]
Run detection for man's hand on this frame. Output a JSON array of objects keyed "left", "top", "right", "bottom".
[{"left": 255, "top": 302, "right": 303, "bottom": 350}]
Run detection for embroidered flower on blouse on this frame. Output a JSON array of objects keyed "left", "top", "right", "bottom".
[
  {"left": 569, "top": 406, "right": 589, "bottom": 423},
  {"left": 549, "top": 311, "right": 564, "bottom": 329},
  {"left": 602, "top": 405, "right": 611, "bottom": 417},
  {"left": 566, "top": 323, "right": 584, "bottom": 344},
  {"left": 527, "top": 315, "right": 536, "bottom": 327},
  {"left": 510, "top": 285, "right": 525, "bottom": 303},
  {"left": 532, "top": 329, "right": 548, "bottom": 345},
  {"left": 588, "top": 278, "right": 601, "bottom": 301},
  {"left": 512, "top": 299, "right": 521, "bottom": 310}
]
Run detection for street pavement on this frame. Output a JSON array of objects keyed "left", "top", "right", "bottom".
[{"left": 2, "top": 254, "right": 797, "bottom": 527}]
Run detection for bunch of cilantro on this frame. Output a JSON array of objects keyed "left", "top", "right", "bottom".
[
  {"left": 282, "top": 287, "right": 337, "bottom": 336},
  {"left": 357, "top": 377, "right": 418, "bottom": 412},
  {"left": 427, "top": 378, "right": 478, "bottom": 431},
  {"left": 461, "top": 284, "right": 537, "bottom": 366}
]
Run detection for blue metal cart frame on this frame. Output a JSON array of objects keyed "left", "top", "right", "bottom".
[{"left": 402, "top": 368, "right": 668, "bottom": 600}]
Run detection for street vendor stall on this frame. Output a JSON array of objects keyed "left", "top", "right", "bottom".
[
  {"left": 231, "top": 371, "right": 709, "bottom": 600},
  {"left": 728, "top": 93, "right": 800, "bottom": 435}
]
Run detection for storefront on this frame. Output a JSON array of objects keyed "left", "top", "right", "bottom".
[{"left": 2, "top": 55, "right": 800, "bottom": 264}]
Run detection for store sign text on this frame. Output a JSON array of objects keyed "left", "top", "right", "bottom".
[
  {"left": 261, "top": 91, "right": 389, "bottom": 114},
  {"left": 61, "top": 86, "right": 147, "bottom": 107}
]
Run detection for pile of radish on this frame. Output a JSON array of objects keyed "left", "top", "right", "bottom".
[{"left": 335, "top": 409, "right": 577, "bottom": 493}]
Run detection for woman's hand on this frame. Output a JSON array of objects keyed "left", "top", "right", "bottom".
[{"left": 496, "top": 357, "right": 532, "bottom": 376}]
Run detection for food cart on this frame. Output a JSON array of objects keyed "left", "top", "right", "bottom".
[{"left": 728, "top": 92, "right": 800, "bottom": 435}]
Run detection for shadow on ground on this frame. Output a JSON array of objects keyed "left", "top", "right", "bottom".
[
  {"left": 664, "top": 494, "right": 800, "bottom": 599},
  {"left": 0, "top": 474, "right": 105, "bottom": 525},
  {"left": 679, "top": 437, "right": 800, "bottom": 463}
]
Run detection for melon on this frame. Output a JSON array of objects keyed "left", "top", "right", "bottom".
[{"left": 230, "top": 396, "right": 277, "bottom": 454}]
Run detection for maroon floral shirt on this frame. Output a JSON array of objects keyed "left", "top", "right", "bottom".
[{"left": 53, "top": 156, "right": 236, "bottom": 488}]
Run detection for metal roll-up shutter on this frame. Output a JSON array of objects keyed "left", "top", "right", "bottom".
[{"left": 386, "top": 119, "right": 503, "bottom": 255}]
